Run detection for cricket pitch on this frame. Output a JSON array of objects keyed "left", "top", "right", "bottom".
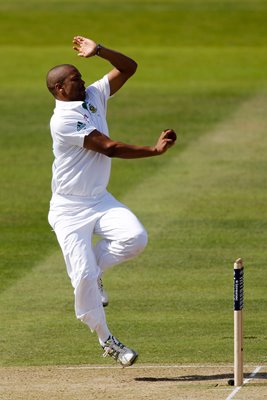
[{"left": 0, "top": 364, "right": 266, "bottom": 400}]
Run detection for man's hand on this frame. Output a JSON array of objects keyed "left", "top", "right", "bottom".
[
  {"left": 154, "top": 129, "right": 177, "bottom": 154},
  {"left": 73, "top": 36, "right": 97, "bottom": 58}
]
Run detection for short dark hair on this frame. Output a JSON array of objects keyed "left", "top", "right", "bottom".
[{"left": 46, "top": 64, "right": 77, "bottom": 96}]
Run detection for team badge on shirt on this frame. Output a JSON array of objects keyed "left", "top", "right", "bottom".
[
  {"left": 89, "top": 103, "right": 97, "bottom": 113},
  {"left": 77, "top": 121, "right": 86, "bottom": 131},
  {"left": 82, "top": 101, "right": 97, "bottom": 114}
]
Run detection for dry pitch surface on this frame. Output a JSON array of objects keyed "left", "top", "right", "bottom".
[{"left": 1, "top": 364, "right": 266, "bottom": 400}]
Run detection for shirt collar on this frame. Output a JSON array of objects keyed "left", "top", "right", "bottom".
[{"left": 55, "top": 99, "right": 84, "bottom": 110}]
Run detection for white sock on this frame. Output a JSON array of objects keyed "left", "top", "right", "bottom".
[{"left": 99, "top": 333, "right": 112, "bottom": 347}]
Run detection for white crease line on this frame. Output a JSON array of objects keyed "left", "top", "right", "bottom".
[
  {"left": 61, "top": 364, "right": 231, "bottom": 370},
  {"left": 225, "top": 365, "right": 262, "bottom": 400},
  {"left": 59, "top": 364, "right": 253, "bottom": 370},
  {"left": 243, "top": 365, "right": 262, "bottom": 384}
]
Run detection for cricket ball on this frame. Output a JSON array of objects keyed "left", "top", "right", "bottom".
[
  {"left": 164, "top": 129, "right": 177, "bottom": 142},
  {"left": 228, "top": 379, "right": 234, "bottom": 386}
]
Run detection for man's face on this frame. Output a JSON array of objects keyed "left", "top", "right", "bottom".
[{"left": 59, "top": 68, "right": 86, "bottom": 101}]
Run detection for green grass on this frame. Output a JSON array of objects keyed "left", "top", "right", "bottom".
[{"left": 0, "top": 0, "right": 267, "bottom": 367}]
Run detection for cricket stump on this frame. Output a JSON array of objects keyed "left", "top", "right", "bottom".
[{"left": 234, "top": 258, "right": 244, "bottom": 386}]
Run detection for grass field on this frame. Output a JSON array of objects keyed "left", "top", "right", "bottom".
[{"left": 0, "top": 0, "right": 267, "bottom": 373}]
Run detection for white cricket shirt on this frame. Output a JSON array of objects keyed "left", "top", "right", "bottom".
[{"left": 50, "top": 75, "right": 111, "bottom": 199}]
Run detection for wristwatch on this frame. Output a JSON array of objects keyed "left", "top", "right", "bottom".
[{"left": 96, "top": 44, "right": 102, "bottom": 56}]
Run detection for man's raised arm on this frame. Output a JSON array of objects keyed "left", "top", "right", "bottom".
[{"left": 73, "top": 36, "right": 137, "bottom": 95}]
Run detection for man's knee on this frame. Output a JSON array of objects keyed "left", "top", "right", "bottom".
[{"left": 126, "top": 229, "right": 148, "bottom": 256}]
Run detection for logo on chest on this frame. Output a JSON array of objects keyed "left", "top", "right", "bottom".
[
  {"left": 82, "top": 102, "right": 97, "bottom": 114},
  {"left": 77, "top": 121, "right": 86, "bottom": 131},
  {"left": 89, "top": 103, "right": 97, "bottom": 113}
]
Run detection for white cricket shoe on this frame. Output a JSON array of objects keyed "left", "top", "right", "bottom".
[
  {"left": 102, "top": 336, "right": 138, "bottom": 367},
  {"left": 97, "top": 277, "right": 109, "bottom": 307}
]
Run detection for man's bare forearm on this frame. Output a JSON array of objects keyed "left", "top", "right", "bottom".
[
  {"left": 104, "top": 141, "right": 158, "bottom": 159},
  {"left": 83, "top": 129, "right": 176, "bottom": 158},
  {"left": 97, "top": 45, "right": 137, "bottom": 75}
]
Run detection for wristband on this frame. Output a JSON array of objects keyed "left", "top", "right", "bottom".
[{"left": 96, "top": 44, "right": 102, "bottom": 56}]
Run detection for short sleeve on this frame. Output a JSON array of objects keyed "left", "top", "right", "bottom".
[
  {"left": 86, "top": 75, "right": 110, "bottom": 109},
  {"left": 51, "top": 118, "right": 96, "bottom": 147}
]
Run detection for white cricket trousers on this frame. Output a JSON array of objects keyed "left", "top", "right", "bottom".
[{"left": 48, "top": 191, "right": 148, "bottom": 342}]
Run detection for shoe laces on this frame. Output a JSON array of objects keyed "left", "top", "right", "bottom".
[{"left": 102, "top": 336, "right": 125, "bottom": 360}]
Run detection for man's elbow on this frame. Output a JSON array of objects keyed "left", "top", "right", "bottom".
[
  {"left": 100, "top": 141, "right": 119, "bottom": 158},
  {"left": 125, "top": 61, "right": 137, "bottom": 77},
  {"left": 131, "top": 61, "right": 138, "bottom": 75}
]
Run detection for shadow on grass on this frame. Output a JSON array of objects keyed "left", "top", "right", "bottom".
[{"left": 135, "top": 372, "right": 267, "bottom": 382}]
